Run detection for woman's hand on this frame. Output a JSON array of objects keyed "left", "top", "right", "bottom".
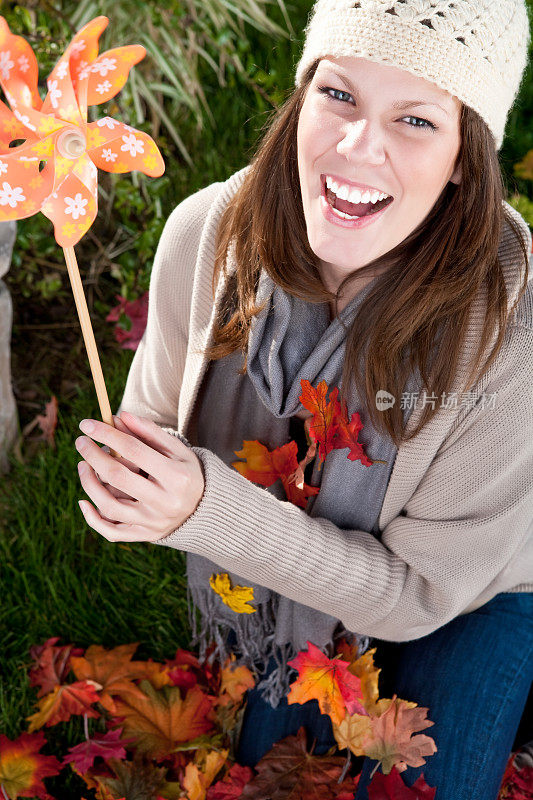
[{"left": 75, "top": 410, "right": 204, "bottom": 543}]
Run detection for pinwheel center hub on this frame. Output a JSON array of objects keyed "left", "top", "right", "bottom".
[{"left": 57, "top": 128, "right": 86, "bottom": 159}]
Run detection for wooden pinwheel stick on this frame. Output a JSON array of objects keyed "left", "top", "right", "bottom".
[{"left": 63, "top": 245, "right": 119, "bottom": 456}]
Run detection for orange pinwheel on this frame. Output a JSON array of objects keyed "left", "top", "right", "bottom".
[{"left": 0, "top": 16, "right": 164, "bottom": 428}]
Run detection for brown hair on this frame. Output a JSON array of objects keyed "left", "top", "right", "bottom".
[{"left": 206, "top": 58, "right": 530, "bottom": 446}]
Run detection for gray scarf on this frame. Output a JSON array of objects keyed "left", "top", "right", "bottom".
[{"left": 186, "top": 269, "right": 418, "bottom": 707}]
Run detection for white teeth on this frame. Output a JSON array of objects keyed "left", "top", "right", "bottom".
[
  {"left": 336, "top": 183, "right": 350, "bottom": 201},
  {"left": 325, "top": 175, "right": 390, "bottom": 205}
]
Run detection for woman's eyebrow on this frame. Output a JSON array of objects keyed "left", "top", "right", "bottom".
[{"left": 321, "top": 69, "right": 450, "bottom": 116}]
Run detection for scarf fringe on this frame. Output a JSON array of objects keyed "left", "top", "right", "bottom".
[{"left": 187, "top": 584, "right": 374, "bottom": 709}]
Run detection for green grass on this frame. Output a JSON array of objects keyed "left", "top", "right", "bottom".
[{"left": 0, "top": 348, "right": 191, "bottom": 718}]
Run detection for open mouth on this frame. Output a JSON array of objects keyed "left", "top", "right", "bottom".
[{"left": 321, "top": 175, "right": 394, "bottom": 218}]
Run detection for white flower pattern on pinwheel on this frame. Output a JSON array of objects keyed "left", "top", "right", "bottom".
[
  {"left": 96, "top": 80, "right": 112, "bottom": 95},
  {"left": 13, "top": 108, "right": 36, "bottom": 132},
  {"left": 121, "top": 133, "right": 144, "bottom": 157},
  {"left": 56, "top": 61, "right": 69, "bottom": 80},
  {"left": 78, "top": 65, "right": 92, "bottom": 81},
  {"left": 91, "top": 57, "right": 117, "bottom": 77},
  {"left": 69, "top": 40, "right": 86, "bottom": 56},
  {"left": 0, "top": 51, "right": 14, "bottom": 80},
  {"left": 17, "top": 55, "right": 30, "bottom": 73},
  {"left": 97, "top": 117, "right": 119, "bottom": 129},
  {"left": 0, "top": 182, "right": 26, "bottom": 208},
  {"left": 101, "top": 148, "right": 117, "bottom": 162},
  {"left": 47, "top": 79, "right": 62, "bottom": 109},
  {"left": 0, "top": 160, "right": 7, "bottom": 175},
  {"left": 64, "top": 193, "right": 88, "bottom": 220}
]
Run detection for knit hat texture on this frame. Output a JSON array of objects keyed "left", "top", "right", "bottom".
[{"left": 294, "top": 0, "right": 531, "bottom": 149}]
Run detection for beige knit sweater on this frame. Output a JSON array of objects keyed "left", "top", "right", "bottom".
[{"left": 117, "top": 164, "right": 533, "bottom": 643}]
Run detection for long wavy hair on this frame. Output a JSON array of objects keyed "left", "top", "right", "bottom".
[{"left": 206, "top": 58, "right": 530, "bottom": 446}]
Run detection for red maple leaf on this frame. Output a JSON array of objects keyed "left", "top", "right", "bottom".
[
  {"left": 26, "top": 681, "right": 101, "bottom": 732},
  {"left": 299, "top": 380, "right": 375, "bottom": 467},
  {"left": 62, "top": 728, "right": 136, "bottom": 774},
  {"left": 106, "top": 292, "right": 149, "bottom": 351},
  {"left": 367, "top": 765, "right": 436, "bottom": 799},
  {"left": 207, "top": 763, "right": 255, "bottom": 799},
  {"left": 29, "top": 637, "right": 84, "bottom": 698},
  {"left": 336, "top": 402, "right": 374, "bottom": 466},
  {"left": 0, "top": 730, "right": 62, "bottom": 800},
  {"left": 232, "top": 439, "right": 320, "bottom": 509},
  {"left": 287, "top": 641, "right": 366, "bottom": 725},
  {"left": 299, "top": 379, "right": 341, "bottom": 462}
]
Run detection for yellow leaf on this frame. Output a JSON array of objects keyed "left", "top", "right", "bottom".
[
  {"left": 209, "top": 573, "right": 256, "bottom": 614},
  {"left": 332, "top": 711, "right": 372, "bottom": 756},
  {"left": 182, "top": 747, "right": 229, "bottom": 800}
]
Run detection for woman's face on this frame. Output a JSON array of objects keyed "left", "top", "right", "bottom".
[{"left": 297, "top": 56, "right": 462, "bottom": 295}]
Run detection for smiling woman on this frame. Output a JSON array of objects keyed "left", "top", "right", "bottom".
[{"left": 77, "top": 1, "right": 533, "bottom": 798}]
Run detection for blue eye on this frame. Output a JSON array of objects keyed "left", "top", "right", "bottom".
[{"left": 316, "top": 85, "right": 437, "bottom": 132}]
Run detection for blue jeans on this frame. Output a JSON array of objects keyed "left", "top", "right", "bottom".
[{"left": 233, "top": 592, "right": 533, "bottom": 800}]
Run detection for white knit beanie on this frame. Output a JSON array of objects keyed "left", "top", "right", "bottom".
[{"left": 294, "top": 0, "right": 531, "bottom": 150}]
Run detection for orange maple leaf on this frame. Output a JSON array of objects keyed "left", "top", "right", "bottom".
[
  {"left": 70, "top": 642, "right": 152, "bottom": 713},
  {"left": 336, "top": 402, "right": 374, "bottom": 466},
  {"left": 110, "top": 680, "right": 217, "bottom": 758},
  {"left": 232, "top": 440, "right": 319, "bottom": 509},
  {"left": 26, "top": 680, "right": 101, "bottom": 732},
  {"left": 361, "top": 694, "right": 437, "bottom": 774},
  {"left": 286, "top": 641, "right": 366, "bottom": 726},
  {"left": 299, "top": 380, "right": 340, "bottom": 462},
  {"left": 299, "top": 380, "right": 376, "bottom": 467},
  {"left": 217, "top": 654, "right": 255, "bottom": 706}
]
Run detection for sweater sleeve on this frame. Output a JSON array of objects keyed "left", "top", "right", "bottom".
[
  {"left": 155, "top": 324, "right": 533, "bottom": 642},
  {"left": 116, "top": 181, "right": 222, "bottom": 425}
]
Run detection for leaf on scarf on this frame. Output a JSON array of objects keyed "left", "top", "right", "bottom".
[
  {"left": 336, "top": 403, "right": 374, "bottom": 466},
  {"left": 217, "top": 654, "right": 255, "bottom": 706},
  {"left": 206, "top": 763, "right": 255, "bottom": 800},
  {"left": 110, "top": 680, "right": 217, "bottom": 758},
  {"left": 106, "top": 292, "right": 149, "bottom": 351},
  {"left": 26, "top": 681, "right": 101, "bottom": 732},
  {"left": 70, "top": 643, "right": 153, "bottom": 713},
  {"left": 286, "top": 641, "right": 366, "bottom": 726},
  {"left": 299, "top": 380, "right": 375, "bottom": 467},
  {"left": 0, "top": 730, "right": 62, "bottom": 800},
  {"left": 182, "top": 748, "right": 229, "bottom": 800},
  {"left": 240, "top": 726, "right": 359, "bottom": 799},
  {"left": 367, "top": 765, "right": 436, "bottom": 799},
  {"left": 209, "top": 573, "right": 256, "bottom": 614},
  {"left": 232, "top": 440, "right": 319, "bottom": 508},
  {"left": 361, "top": 694, "right": 437, "bottom": 774},
  {"left": 299, "top": 380, "right": 341, "bottom": 462},
  {"left": 28, "top": 637, "right": 84, "bottom": 698}
]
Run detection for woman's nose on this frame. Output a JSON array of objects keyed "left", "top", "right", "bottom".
[{"left": 336, "top": 120, "right": 386, "bottom": 166}]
